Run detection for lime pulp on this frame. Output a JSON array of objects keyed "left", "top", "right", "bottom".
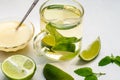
[
  {"left": 1, "top": 55, "right": 36, "bottom": 80},
  {"left": 79, "top": 37, "right": 101, "bottom": 61}
]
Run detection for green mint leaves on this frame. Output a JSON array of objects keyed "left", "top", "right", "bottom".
[
  {"left": 98, "top": 56, "right": 112, "bottom": 66},
  {"left": 85, "top": 75, "right": 97, "bottom": 80},
  {"left": 114, "top": 56, "right": 120, "bottom": 66},
  {"left": 98, "top": 54, "right": 120, "bottom": 67},
  {"left": 46, "top": 23, "right": 63, "bottom": 41},
  {"left": 52, "top": 43, "right": 75, "bottom": 52},
  {"left": 74, "top": 67, "right": 93, "bottom": 77},
  {"left": 74, "top": 67, "right": 105, "bottom": 80},
  {"left": 46, "top": 23, "right": 81, "bottom": 52}
]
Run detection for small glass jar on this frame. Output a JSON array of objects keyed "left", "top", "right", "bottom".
[
  {"left": 0, "top": 18, "right": 34, "bottom": 52},
  {"left": 34, "top": 0, "right": 84, "bottom": 61}
]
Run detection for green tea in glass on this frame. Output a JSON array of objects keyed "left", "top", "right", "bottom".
[{"left": 34, "top": 0, "right": 84, "bottom": 61}]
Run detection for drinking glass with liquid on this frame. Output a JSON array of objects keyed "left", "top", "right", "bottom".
[{"left": 33, "top": 0, "right": 84, "bottom": 61}]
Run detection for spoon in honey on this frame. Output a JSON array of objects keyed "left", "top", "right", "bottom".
[{"left": 16, "top": 0, "right": 39, "bottom": 30}]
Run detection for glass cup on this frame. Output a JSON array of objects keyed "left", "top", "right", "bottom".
[
  {"left": 33, "top": 0, "right": 84, "bottom": 61},
  {"left": 0, "top": 18, "right": 34, "bottom": 52}
]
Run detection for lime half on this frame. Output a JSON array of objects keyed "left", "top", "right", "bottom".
[
  {"left": 79, "top": 37, "right": 101, "bottom": 61},
  {"left": 1, "top": 55, "right": 36, "bottom": 80},
  {"left": 43, "top": 64, "right": 74, "bottom": 80}
]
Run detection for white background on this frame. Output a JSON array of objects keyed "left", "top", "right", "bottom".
[{"left": 0, "top": 0, "right": 120, "bottom": 80}]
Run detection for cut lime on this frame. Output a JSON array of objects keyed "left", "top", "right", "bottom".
[
  {"left": 1, "top": 55, "right": 36, "bottom": 80},
  {"left": 79, "top": 37, "right": 101, "bottom": 61},
  {"left": 42, "top": 34, "right": 55, "bottom": 47},
  {"left": 43, "top": 64, "right": 74, "bottom": 80}
]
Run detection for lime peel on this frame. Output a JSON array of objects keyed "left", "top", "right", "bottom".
[
  {"left": 43, "top": 64, "right": 74, "bottom": 80},
  {"left": 79, "top": 37, "right": 101, "bottom": 61}
]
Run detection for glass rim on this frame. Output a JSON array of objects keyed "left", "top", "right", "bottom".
[{"left": 40, "top": 0, "right": 84, "bottom": 23}]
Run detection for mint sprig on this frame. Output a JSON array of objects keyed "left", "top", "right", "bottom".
[
  {"left": 98, "top": 54, "right": 120, "bottom": 67},
  {"left": 74, "top": 67, "right": 105, "bottom": 80},
  {"left": 46, "top": 23, "right": 81, "bottom": 52}
]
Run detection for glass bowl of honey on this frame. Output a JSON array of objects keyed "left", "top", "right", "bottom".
[{"left": 0, "top": 18, "right": 34, "bottom": 52}]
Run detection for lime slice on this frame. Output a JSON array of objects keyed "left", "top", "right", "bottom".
[
  {"left": 42, "top": 34, "right": 55, "bottom": 47},
  {"left": 43, "top": 64, "right": 74, "bottom": 80},
  {"left": 1, "top": 55, "right": 36, "bottom": 80},
  {"left": 79, "top": 37, "right": 101, "bottom": 61}
]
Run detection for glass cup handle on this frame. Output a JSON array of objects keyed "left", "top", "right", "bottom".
[{"left": 33, "top": 31, "right": 47, "bottom": 56}]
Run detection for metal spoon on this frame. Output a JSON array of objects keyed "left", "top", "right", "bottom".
[{"left": 16, "top": 0, "right": 39, "bottom": 30}]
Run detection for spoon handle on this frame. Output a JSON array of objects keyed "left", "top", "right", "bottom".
[{"left": 16, "top": 0, "right": 39, "bottom": 30}]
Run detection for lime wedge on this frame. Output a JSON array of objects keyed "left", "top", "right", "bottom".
[
  {"left": 43, "top": 64, "right": 74, "bottom": 80},
  {"left": 42, "top": 34, "right": 55, "bottom": 47},
  {"left": 79, "top": 37, "right": 101, "bottom": 61},
  {"left": 1, "top": 55, "right": 36, "bottom": 80}
]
